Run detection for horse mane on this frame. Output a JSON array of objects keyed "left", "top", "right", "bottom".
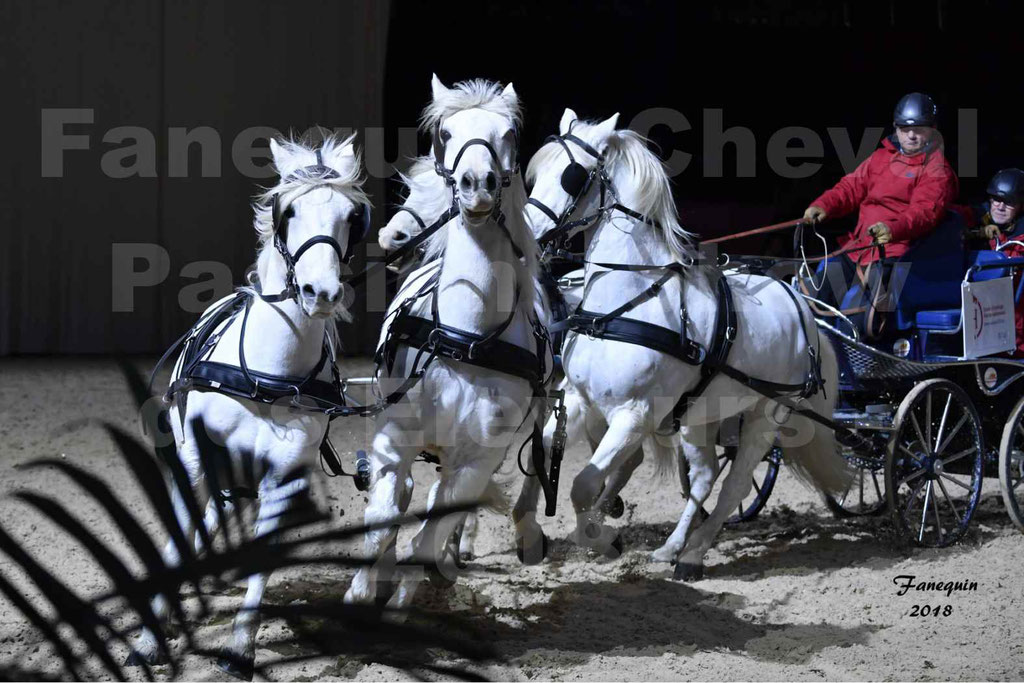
[
  {"left": 414, "top": 79, "right": 540, "bottom": 313},
  {"left": 245, "top": 133, "right": 369, "bottom": 323},
  {"left": 530, "top": 119, "right": 697, "bottom": 263},
  {"left": 396, "top": 156, "right": 451, "bottom": 223},
  {"left": 419, "top": 78, "right": 523, "bottom": 133}
]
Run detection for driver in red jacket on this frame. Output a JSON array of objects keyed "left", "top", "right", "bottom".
[{"left": 802, "top": 93, "right": 959, "bottom": 326}]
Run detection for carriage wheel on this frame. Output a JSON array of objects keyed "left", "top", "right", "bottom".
[
  {"left": 717, "top": 443, "right": 783, "bottom": 525},
  {"left": 998, "top": 395, "right": 1024, "bottom": 533},
  {"left": 885, "top": 378, "right": 984, "bottom": 547},
  {"left": 825, "top": 439, "right": 886, "bottom": 517}
]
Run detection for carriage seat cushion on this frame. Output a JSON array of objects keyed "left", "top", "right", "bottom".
[
  {"left": 915, "top": 309, "right": 961, "bottom": 330},
  {"left": 967, "top": 250, "right": 1009, "bottom": 282}
]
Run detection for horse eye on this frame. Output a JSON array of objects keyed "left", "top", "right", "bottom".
[{"left": 440, "top": 129, "right": 451, "bottom": 142}]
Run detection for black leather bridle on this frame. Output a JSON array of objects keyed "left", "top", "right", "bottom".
[
  {"left": 526, "top": 125, "right": 661, "bottom": 252},
  {"left": 261, "top": 148, "right": 372, "bottom": 304}
]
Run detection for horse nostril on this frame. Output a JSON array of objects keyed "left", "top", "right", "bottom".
[
  {"left": 327, "top": 289, "right": 341, "bottom": 304},
  {"left": 301, "top": 284, "right": 315, "bottom": 299},
  {"left": 460, "top": 175, "right": 473, "bottom": 193},
  {"left": 393, "top": 230, "right": 408, "bottom": 242},
  {"left": 485, "top": 171, "right": 497, "bottom": 192}
]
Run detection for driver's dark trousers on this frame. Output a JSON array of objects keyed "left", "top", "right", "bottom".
[{"left": 805, "top": 254, "right": 897, "bottom": 337}]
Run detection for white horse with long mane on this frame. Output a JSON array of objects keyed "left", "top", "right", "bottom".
[
  {"left": 127, "top": 135, "right": 370, "bottom": 678},
  {"left": 345, "top": 76, "right": 548, "bottom": 608},
  {"left": 517, "top": 110, "right": 851, "bottom": 578}
]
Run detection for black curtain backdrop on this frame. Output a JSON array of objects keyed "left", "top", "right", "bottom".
[
  {"left": 1, "top": 0, "right": 389, "bottom": 355},
  {"left": 4, "top": 0, "right": 1024, "bottom": 355}
]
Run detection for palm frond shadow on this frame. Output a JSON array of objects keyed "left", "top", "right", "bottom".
[{"left": 0, "top": 359, "right": 495, "bottom": 681}]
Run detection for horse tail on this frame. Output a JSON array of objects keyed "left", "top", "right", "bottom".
[
  {"left": 644, "top": 433, "right": 677, "bottom": 480},
  {"left": 778, "top": 335, "right": 853, "bottom": 497}
]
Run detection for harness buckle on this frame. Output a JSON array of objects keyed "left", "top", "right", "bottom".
[
  {"left": 724, "top": 325, "right": 737, "bottom": 342},
  {"left": 250, "top": 379, "right": 260, "bottom": 399},
  {"left": 467, "top": 340, "right": 480, "bottom": 360},
  {"left": 427, "top": 327, "right": 442, "bottom": 350}
]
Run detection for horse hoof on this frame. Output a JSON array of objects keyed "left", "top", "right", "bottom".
[
  {"left": 673, "top": 562, "right": 704, "bottom": 582},
  {"left": 602, "top": 495, "right": 626, "bottom": 519},
  {"left": 516, "top": 532, "right": 548, "bottom": 565},
  {"left": 603, "top": 533, "right": 624, "bottom": 559},
  {"left": 217, "top": 652, "right": 254, "bottom": 681}
]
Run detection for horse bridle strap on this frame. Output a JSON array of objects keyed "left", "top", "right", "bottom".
[
  {"left": 433, "top": 120, "right": 520, "bottom": 188},
  {"left": 261, "top": 149, "right": 372, "bottom": 304},
  {"left": 529, "top": 128, "right": 662, "bottom": 250}
]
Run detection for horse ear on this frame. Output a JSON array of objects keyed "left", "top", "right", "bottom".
[
  {"left": 559, "top": 108, "right": 579, "bottom": 136},
  {"left": 269, "top": 138, "right": 285, "bottom": 173},
  {"left": 269, "top": 138, "right": 300, "bottom": 177},
  {"left": 323, "top": 136, "right": 357, "bottom": 171},
  {"left": 502, "top": 82, "right": 518, "bottom": 104},
  {"left": 594, "top": 113, "right": 620, "bottom": 148},
  {"left": 431, "top": 73, "right": 449, "bottom": 102}
]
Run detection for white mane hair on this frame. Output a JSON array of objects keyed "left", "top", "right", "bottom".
[
  {"left": 527, "top": 120, "right": 697, "bottom": 263},
  {"left": 396, "top": 155, "right": 451, "bottom": 221},
  {"left": 419, "top": 78, "right": 523, "bottom": 133},
  {"left": 245, "top": 133, "right": 369, "bottom": 323},
  {"left": 414, "top": 80, "right": 542, "bottom": 312}
]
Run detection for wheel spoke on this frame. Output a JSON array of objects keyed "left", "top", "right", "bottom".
[
  {"left": 1013, "top": 476, "right": 1024, "bottom": 492},
  {"left": 935, "top": 477, "right": 962, "bottom": 524},
  {"left": 939, "top": 472, "right": 972, "bottom": 491},
  {"left": 938, "top": 446, "right": 976, "bottom": 467},
  {"left": 925, "top": 391, "right": 933, "bottom": 453},
  {"left": 918, "top": 481, "right": 933, "bottom": 543},
  {"left": 899, "top": 444, "right": 926, "bottom": 465},
  {"left": 902, "top": 476, "right": 927, "bottom": 517},
  {"left": 898, "top": 469, "right": 927, "bottom": 488},
  {"left": 930, "top": 482, "right": 945, "bottom": 542},
  {"left": 872, "top": 471, "right": 884, "bottom": 502},
  {"left": 751, "top": 478, "right": 761, "bottom": 495},
  {"left": 910, "top": 412, "right": 929, "bottom": 455},
  {"left": 934, "top": 393, "right": 953, "bottom": 452},
  {"left": 935, "top": 414, "right": 969, "bottom": 456}
]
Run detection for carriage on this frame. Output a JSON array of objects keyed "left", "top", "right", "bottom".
[{"left": 704, "top": 215, "right": 1024, "bottom": 547}]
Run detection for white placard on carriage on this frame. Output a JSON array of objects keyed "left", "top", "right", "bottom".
[{"left": 961, "top": 277, "right": 1015, "bottom": 358}]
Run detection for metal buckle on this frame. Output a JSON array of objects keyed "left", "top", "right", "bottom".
[
  {"left": 427, "top": 327, "right": 442, "bottom": 350},
  {"left": 725, "top": 325, "right": 737, "bottom": 342},
  {"left": 467, "top": 340, "right": 480, "bottom": 360},
  {"left": 249, "top": 379, "right": 260, "bottom": 399}
]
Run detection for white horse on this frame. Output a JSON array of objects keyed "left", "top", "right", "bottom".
[
  {"left": 378, "top": 156, "right": 451, "bottom": 261},
  {"left": 127, "top": 135, "right": 370, "bottom": 678},
  {"left": 345, "top": 76, "right": 547, "bottom": 609},
  {"left": 516, "top": 110, "right": 852, "bottom": 579}
]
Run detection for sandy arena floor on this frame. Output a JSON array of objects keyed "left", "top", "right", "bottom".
[{"left": 0, "top": 357, "right": 1021, "bottom": 681}]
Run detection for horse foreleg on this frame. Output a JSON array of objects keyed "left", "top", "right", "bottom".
[
  {"left": 127, "top": 452, "right": 209, "bottom": 667},
  {"left": 345, "top": 429, "right": 413, "bottom": 606},
  {"left": 218, "top": 472, "right": 310, "bottom": 681},
  {"left": 674, "top": 415, "right": 777, "bottom": 580},
  {"left": 512, "top": 385, "right": 588, "bottom": 564},
  {"left": 391, "top": 458, "right": 498, "bottom": 611},
  {"left": 653, "top": 425, "right": 717, "bottom": 563},
  {"left": 595, "top": 446, "right": 642, "bottom": 519},
  {"left": 570, "top": 409, "right": 644, "bottom": 557}
]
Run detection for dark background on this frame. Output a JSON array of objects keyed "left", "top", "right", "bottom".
[{"left": 3, "top": 0, "right": 1023, "bottom": 356}]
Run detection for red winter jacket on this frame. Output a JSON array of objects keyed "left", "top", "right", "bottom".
[{"left": 811, "top": 136, "right": 959, "bottom": 264}]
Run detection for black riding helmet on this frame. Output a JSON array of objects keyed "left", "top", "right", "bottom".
[
  {"left": 987, "top": 168, "right": 1024, "bottom": 205},
  {"left": 893, "top": 92, "right": 938, "bottom": 127}
]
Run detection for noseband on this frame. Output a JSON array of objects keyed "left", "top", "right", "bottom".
[{"left": 261, "top": 148, "right": 372, "bottom": 304}]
